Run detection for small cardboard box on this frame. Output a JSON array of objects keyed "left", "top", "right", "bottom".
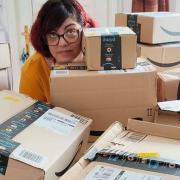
[
  {"left": 155, "top": 100, "right": 180, "bottom": 126},
  {"left": 138, "top": 43, "right": 180, "bottom": 72},
  {"left": 61, "top": 119, "right": 180, "bottom": 180},
  {"left": 82, "top": 27, "right": 137, "bottom": 70},
  {"left": 50, "top": 58, "right": 157, "bottom": 141},
  {"left": 115, "top": 12, "right": 180, "bottom": 44},
  {"left": 0, "top": 90, "right": 92, "bottom": 180},
  {"left": 0, "top": 43, "right": 11, "bottom": 69},
  {"left": 157, "top": 68, "right": 180, "bottom": 101}
]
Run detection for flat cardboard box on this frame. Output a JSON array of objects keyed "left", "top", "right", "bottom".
[
  {"left": 0, "top": 90, "right": 92, "bottom": 180},
  {"left": 157, "top": 68, "right": 180, "bottom": 101},
  {"left": 0, "top": 43, "right": 11, "bottom": 69},
  {"left": 50, "top": 58, "right": 157, "bottom": 141},
  {"left": 115, "top": 12, "right": 180, "bottom": 44},
  {"left": 61, "top": 120, "right": 180, "bottom": 180},
  {"left": 138, "top": 43, "right": 180, "bottom": 72},
  {"left": 82, "top": 27, "right": 137, "bottom": 70}
]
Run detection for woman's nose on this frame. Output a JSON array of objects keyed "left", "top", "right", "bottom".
[{"left": 58, "top": 36, "right": 68, "bottom": 46}]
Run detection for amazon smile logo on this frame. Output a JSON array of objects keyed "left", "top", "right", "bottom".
[
  {"left": 160, "top": 26, "right": 180, "bottom": 36},
  {"left": 147, "top": 58, "right": 180, "bottom": 67}
]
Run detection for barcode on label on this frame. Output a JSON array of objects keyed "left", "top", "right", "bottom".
[
  {"left": 70, "top": 114, "right": 88, "bottom": 124},
  {"left": 126, "top": 132, "right": 146, "bottom": 143},
  {"left": 18, "top": 150, "right": 43, "bottom": 164},
  {"left": 12, "top": 147, "right": 48, "bottom": 168}
]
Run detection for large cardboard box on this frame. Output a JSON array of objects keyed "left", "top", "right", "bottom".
[
  {"left": 50, "top": 58, "right": 157, "bottom": 141},
  {"left": 0, "top": 90, "right": 92, "bottom": 180},
  {"left": 82, "top": 27, "right": 137, "bottom": 70},
  {"left": 157, "top": 68, "right": 180, "bottom": 101},
  {"left": 138, "top": 43, "right": 180, "bottom": 72},
  {"left": 61, "top": 120, "right": 180, "bottom": 180},
  {"left": 0, "top": 43, "right": 11, "bottom": 69},
  {"left": 115, "top": 12, "right": 180, "bottom": 44}
]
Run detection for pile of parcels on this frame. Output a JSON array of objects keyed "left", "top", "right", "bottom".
[{"left": 0, "top": 12, "right": 180, "bottom": 180}]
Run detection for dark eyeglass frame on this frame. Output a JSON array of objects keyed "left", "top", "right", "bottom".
[{"left": 45, "top": 28, "right": 82, "bottom": 46}]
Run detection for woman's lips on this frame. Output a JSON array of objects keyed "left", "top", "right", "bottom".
[{"left": 57, "top": 50, "right": 73, "bottom": 56}]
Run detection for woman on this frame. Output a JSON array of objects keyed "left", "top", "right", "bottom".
[{"left": 19, "top": 0, "right": 97, "bottom": 103}]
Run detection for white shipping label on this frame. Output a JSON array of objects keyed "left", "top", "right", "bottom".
[
  {"left": 158, "top": 100, "right": 180, "bottom": 112},
  {"left": 34, "top": 109, "right": 79, "bottom": 136},
  {"left": 85, "top": 165, "right": 164, "bottom": 180},
  {"left": 53, "top": 70, "right": 69, "bottom": 76},
  {"left": 12, "top": 147, "right": 48, "bottom": 168},
  {"left": 98, "top": 70, "right": 124, "bottom": 74}
]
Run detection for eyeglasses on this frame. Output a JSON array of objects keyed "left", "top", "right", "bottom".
[{"left": 46, "top": 28, "right": 81, "bottom": 46}]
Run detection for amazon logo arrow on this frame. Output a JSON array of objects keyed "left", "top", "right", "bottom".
[
  {"left": 147, "top": 58, "right": 180, "bottom": 67},
  {"left": 160, "top": 26, "right": 180, "bottom": 36}
]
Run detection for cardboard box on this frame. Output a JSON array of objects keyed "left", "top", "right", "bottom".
[
  {"left": 50, "top": 58, "right": 157, "bottom": 141},
  {"left": 0, "top": 90, "right": 92, "bottom": 180},
  {"left": 157, "top": 68, "right": 180, "bottom": 101},
  {"left": 138, "top": 43, "right": 180, "bottom": 72},
  {"left": 0, "top": 43, "right": 11, "bottom": 69},
  {"left": 82, "top": 27, "right": 137, "bottom": 70},
  {"left": 155, "top": 110, "right": 180, "bottom": 127},
  {"left": 155, "top": 100, "right": 180, "bottom": 126},
  {"left": 61, "top": 120, "right": 180, "bottom": 180},
  {"left": 0, "top": 69, "right": 10, "bottom": 90},
  {"left": 115, "top": 12, "right": 180, "bottom": 44}
]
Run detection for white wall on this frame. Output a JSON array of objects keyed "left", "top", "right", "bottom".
[{"left": 5, "top": 0, "right": 180, "bottom": 91}]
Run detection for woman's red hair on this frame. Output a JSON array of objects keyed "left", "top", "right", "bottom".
[{"left": 31, "top": 0, "right": 98, "bottom": 57}]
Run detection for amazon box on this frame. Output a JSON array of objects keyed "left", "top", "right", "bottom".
[
  {"left": 50, "top": 57, "right": 157, "bottom": 141},
  {"left": 138, "top": 43, "right": 180, "bottom": 72},
  {"left": 157, "top": 68, "right": 180, "bottom": 101},
  {"left": 115, "top": 12, "right": 180, "bottom": 44},
  {"left": 82, "top": 27, "right": 137, "bottom": 70},
  {"left": 61, "top": 120, "right": 180, "bottom": 180},
  {"left": 0, "top": 90, "right": 92, "bottom": 180}
]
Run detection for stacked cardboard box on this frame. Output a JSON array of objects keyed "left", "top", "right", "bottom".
[
  {"left": 157, "top": 68, "right": 180, "bottom": 101},
  {"left": 0, "top": 90, "right": 92, "bottom": 179},
  {"left": 82, "top": 27, "right": 137, "bottom": 70},
  {"left": 116, "top": 12, "right": 180, "bottom": 72},
  {"left": 61, "top": 120, "right": 180, "bottom": 180},
  {"left": 0, "top": 43, "right": 11, "bottom": 90},
  {"left": 50, "top": 58, "right": 157, "bottom": 141},
  {"left": 115, "top": 12, "right": 180, "bottom": 44},
  {"left": 138, "top": 43, "right": 180, "bottom": 72}
]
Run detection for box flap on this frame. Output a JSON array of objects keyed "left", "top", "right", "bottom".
[{"left": 127, "top": 119, "right": 180, "bottom": 140}]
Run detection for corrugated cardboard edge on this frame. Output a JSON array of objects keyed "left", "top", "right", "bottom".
[{"left": 127, "top": 119, "right": 180, "bottom": 140}]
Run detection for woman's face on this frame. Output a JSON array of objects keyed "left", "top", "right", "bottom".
[{"left": 47, "top": 17, "right": 82, "bottom": 64}]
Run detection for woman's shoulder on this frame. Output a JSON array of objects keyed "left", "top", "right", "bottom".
[{"left": 21, "top": 52, "right": 47, "bottom": 72}]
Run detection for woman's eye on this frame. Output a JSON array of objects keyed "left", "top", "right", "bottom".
[
  {"left": 48, "top": 33, "right": 58, "bottom": 38},
  {"left": 66, "top": 29, "right": 77, "bottom": 34}
]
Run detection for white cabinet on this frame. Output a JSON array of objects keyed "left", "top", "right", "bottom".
[{"left": 0, "top": 43, "right": 11, "bottom": 90}]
